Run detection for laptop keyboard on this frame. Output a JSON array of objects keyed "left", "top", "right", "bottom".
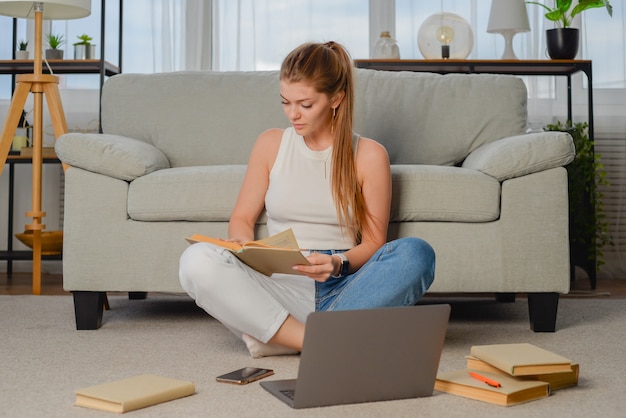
[{"left": 280, "top": 389, "right": 296, "bottom": 400}]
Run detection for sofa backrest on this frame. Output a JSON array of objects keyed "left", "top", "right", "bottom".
[
  {"left": 353, "top": 69, "right": 527, "bottom": 166},
  {"left": 101, "top": 69, "right": 527, "bottom": 167}
]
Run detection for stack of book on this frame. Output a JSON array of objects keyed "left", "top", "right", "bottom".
[{"left": 435, "top": 343, "right": 579, "bottom": 406}]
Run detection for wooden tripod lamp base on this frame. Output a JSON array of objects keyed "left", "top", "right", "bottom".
[
  {"left": 0, "top": 73, "right": 68, "bottom": 295},
  {"left": 0, "top": 1, "right": 91, "bottom": 294}
]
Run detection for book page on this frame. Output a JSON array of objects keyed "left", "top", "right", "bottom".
[
  {"left": 251, "top": 229, "right": 301, "bottom": 249},
  {"left": 186, "top": 229, "right": 301, "bottom": 251},
  {"left": 185, "top": 229, "right": 309, "bottom": 276}
]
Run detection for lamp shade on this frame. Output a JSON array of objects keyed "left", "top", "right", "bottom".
[
  {"left": 487, "top": 0, "right": 530, "bottom": 34},
  {"left": 0, "top": 0, "right": 91, "bottom": 19}
]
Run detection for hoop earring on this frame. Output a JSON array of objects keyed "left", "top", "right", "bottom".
[{"left": 331, "top": 107, "right": 336, "bottom": 135}]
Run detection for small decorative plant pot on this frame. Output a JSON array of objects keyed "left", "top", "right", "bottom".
[
  {"left": 15, "top": 50, "right": 29, "bottom": 60},
  {"left": 45, "top": 49, "right": 64, "bottom": 60},
  {"left": 74, "top": 44, "right": 96, "bottom": 59},
  {"left": 546, "top": 28, "right": 579, "bottom": 60}
]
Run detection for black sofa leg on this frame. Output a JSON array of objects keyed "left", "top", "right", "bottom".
[
  {"left": 496, "top": 293, "right": 516, "bottom": 303},
  {"left": 73, "top": 291, "right": 107, "bottom": 330},
  {"left": 527, "top": 292, "right": 559, "bottom": 332}
]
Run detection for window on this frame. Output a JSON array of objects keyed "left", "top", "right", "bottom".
[
  {"left": 583, "top": 2, "right": 625, "bottom": 89},
  {"left": 213, "top": 0, "right": 369, "bottom": 71}
]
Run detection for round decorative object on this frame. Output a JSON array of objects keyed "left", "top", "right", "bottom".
[
  {"left": 418, "top": 12, "right": 473, "bottom": 59},
  {"left": 546, "top": 28, "right": 579, "bottom": 60},
  {"left": 16, "top": 230, "right": 63, "bottom": 255},
  {"left": 372, "top": 31, "right": 400, "bottom": 59}
]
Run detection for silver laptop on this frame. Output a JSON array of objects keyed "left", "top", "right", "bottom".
[{"left": 260, "top": 304, "right": 450, "bottom": 409}]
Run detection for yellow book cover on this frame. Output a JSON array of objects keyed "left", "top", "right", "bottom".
[
  {"left": 435, "top": 369, "right": 550, "bottom": 407},
  {"left": 186, "top": 228, "right": 311, "bottom": 276},
  {"left": 470, "top": 343, "right": 572, "bottom": 376},
  {"left": 75, "top": 374, "right": 196, "bottom": 413},
  {"left": 466, "top": 356, "right": 579, "bottom": 391}
]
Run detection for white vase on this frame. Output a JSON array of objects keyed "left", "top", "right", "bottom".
[
  {"left": 15, "top": 50, "right": 29, "bottom": 60},
  {"left": 372, "top": 31, "right": 400, "bottom": 59}
]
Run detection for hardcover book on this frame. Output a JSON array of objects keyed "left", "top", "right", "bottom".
[
  {"left": 466, "top": 356, "right": 579, "bottom": 390},
  {"left": 186, "top": 228, "right": 311, "bottom": 276},
  {"left": 435, "top": 369, "right": 550, "bottom": 406},
  {"left": 469, "top": 343, "right": 572, "bottom": 376},
  {"left": 75, "top": 374, "right": 196, "bottom": 413}
]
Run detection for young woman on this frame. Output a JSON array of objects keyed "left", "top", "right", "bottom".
[{"left": 179, "top": 41, "right": 435, "bottom": 358}]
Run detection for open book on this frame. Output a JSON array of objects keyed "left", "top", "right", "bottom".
[{"left": 186, "top": 228, "right": 311, "bottom": 276}]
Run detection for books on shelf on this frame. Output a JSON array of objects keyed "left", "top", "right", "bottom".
[
  {"left": 435, "top": 369, "right": 549, "bottom": 407},
  {"left": 75, "top": 374, "right": 195, "bottom": 413},
  {"left": 470, "top": 343, "right": 573, "bottom": 376},
  {"left": 436, "top": 343, "right": 578, "bottom": 406},
  {"left": 186, "top": 228, "right": 311, "bottom": 276}
]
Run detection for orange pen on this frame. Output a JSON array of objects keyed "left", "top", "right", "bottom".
[{"left": 469, "top": 371, "right": 502, "bottom": 388}]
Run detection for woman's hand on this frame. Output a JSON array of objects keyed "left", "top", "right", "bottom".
[{"left": 293, "top": 252, "right": 339, "bottom": 282}]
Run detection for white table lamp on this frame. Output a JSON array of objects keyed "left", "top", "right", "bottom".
[
  {"left": 0, "top": 0, "right": 91, "bottom": 294},
  {"left": 487, "top": 0, "right": 530, "bottom": 60}
]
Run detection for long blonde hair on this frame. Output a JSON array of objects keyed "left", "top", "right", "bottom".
[{"left": 280, "top": 41, "right": 367, "bottom": 244}]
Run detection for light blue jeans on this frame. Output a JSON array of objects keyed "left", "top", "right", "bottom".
[{"left": 315, "top": 237, "right": 436, "bottom": 312}]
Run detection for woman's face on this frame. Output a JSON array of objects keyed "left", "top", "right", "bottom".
[{"left": 280, "top": 80, "right": 334, "bottom": 138}]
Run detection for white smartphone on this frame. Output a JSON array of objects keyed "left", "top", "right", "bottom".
[{"left": 215, "top": 367, "right": 275, "bottom": 385}]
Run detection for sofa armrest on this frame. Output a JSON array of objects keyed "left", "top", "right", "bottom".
[
  {"left": 462, "top": 132, "right": 575, "bottom": 181},
  {"left": 55, "top": 133, "right": 170, "bottom": 181}
]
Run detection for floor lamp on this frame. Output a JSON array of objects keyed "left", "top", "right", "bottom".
[{"left": 0, "top": 0, "right": 91, "bottom": 294}]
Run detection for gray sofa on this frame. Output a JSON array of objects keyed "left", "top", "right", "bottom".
[{"left": 55, "top": 68, "right": 575, "bottom": 331}]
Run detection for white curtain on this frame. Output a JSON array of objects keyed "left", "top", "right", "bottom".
[
  {"left": 582, "top": 6, "right": 626, "bottom": 89},
  {"left": 211, "top": 0, "right": 370, "bottom": 71},
  {"left": 123, "top": 0, "right": 211, "bottom": 73}
]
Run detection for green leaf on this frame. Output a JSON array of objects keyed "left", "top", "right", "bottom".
[{"left": 571, "top": 0, "right": 613, "bottom": 19}]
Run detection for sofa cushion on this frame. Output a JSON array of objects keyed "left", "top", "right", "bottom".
[
  {"left": 55, "top": 133, "right": 170, "bottom": 181},
  {"left": 353, "top": 70, "right": 527, "bottom": 166},
  {"left": 99, "top": 70, "right": 526, "bottom": 169},
  {"left": 128, "top": 165, "right": 501, "bottom": 223},
  {"left": 128, "top": 165, "right": 246, "bottom": 221},
  {"left": 101, "top": 71, "right": 286, "bottom": 168},
  {"left": 462, "top": 131, "right": 575, "bottom": 181},
  {"left": 391, "top": 165, "right": 501, "bottom": 222}
]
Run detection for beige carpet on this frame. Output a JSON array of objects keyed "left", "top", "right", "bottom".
[{"left": 1, "top": 294, "right": 625, "bottom": 417}]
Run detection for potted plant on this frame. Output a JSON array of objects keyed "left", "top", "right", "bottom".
[
  {"left": 45, "top": 33, "right": 65, "bottom": 59},
  {"left": 527, "top": 0, "right": 613, "bottom": 59},
  {"left": 16, "top": 39, "right": 29, "bottom": 60},
  {"left": 544, "top": 120, "right": 612, "bottom": 277},
  {"left": 73, "top": 33, "right": 96, "bottom": 60}
]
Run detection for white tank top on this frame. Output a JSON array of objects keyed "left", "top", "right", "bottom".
[{"left": 265, "top": 127, "right": 356, "bottom": 250}]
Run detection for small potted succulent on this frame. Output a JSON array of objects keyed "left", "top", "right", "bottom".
[
  {"left": 73, "top": 33, "right": 96, "bottom": 59},
  {"left": 16, "top": 39, "right": 29, "bottom": 59},
  {"left": 45, "top": 33, "right": 65, "bottom": 59},
  {"left": 527, "top": 0, "right": 613, "bottom": 59}
]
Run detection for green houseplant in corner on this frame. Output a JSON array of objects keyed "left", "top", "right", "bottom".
[
  {"left": 45, "top": 33, "right": 65, "bottom": 59},
  {"left": 527, "top": 0, "right": 613, "bottom": 59},
  {"left": 544, "top": 120, "right": 612, "bottom": 278}
]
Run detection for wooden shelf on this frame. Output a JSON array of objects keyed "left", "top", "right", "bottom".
[
  {"left": 0, "top": 59, "right": 119, "bottom": 77},
  {"left": 354, "top": 59, "right": 592, "bottom": 78}
]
